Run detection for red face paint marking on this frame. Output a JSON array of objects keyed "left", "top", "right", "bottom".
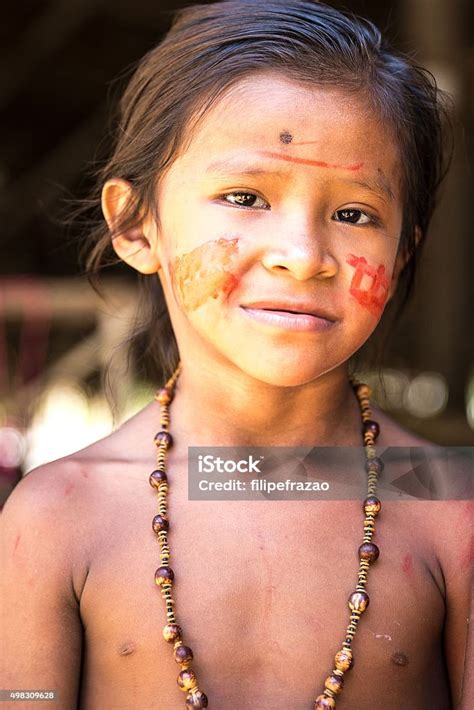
[
  {"left": 463, "top": 537, "right": 474, "bottom": 568},
  {"left": 259, "top": 150, "right": 363, "bottom": 171},
  {"left": 346, "top": 254, "right": 389, "bottom": 318},
  {"left": 170, "top": 237, "right": 240, "bottom": 311},
  {"left": 401, "top": 553, "right": 413, "bottom": 575},
  {"left": 64, "top": 481, "right": 75, "bottom": 497},
  {"left": 286, "top": 139, "right": 352, "bottom": 148}
]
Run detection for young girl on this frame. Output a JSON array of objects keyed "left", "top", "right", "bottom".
[{"left": 2, "top": 1, "right": 472, "bottom": 708}]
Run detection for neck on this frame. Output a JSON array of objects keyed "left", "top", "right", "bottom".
[{"left": 167, "top": 359, "right": 363, "bottom": 447}]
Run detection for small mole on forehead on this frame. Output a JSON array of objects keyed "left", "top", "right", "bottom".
[
  {"left": 279, "top": 130, "right": 293, "bottom": 144},
  {"left": 391, "top": 651, "right": 409, "bottom": 666}
]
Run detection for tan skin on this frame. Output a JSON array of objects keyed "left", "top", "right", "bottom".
[{"left": 1, "top": 74, "right": 472, "bottom": 709}]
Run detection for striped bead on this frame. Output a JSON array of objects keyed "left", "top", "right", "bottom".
[
  {"left": 362, "top": 420, "right": 380, "bottom": 440},
  {"left": 156, "top": 388, "right": 173, "bottom": 405},
  {"left": 155, "top": 430, "right": 174, "bottom": 447},
  {"left": 348, "top": 591, "right": 369, "bottom": 612},
  {"left": 174, "top": 645, "right": 193, "bottom": 668},
  {"left": 155, "top": 566, "right": 174, "bottom": 586},
  {"left": 177, "top": 669, "right": 198, "bottom": 692},
  {"left": 149, "top": 470, "right": 168, "bottom": 488},
  {"left": 152, "top": 514, "right": 169, "bottom": 533},
  {"left": 365, "top": 457, "right": 384, "bottom": 474},
  {"left": 163, "top": 624, "right": 182, "bottom": 642},
  {"left": 185, "top": 690, "right": 209, "bottom": 708},
  {"left": 314, "top": 695, "right": 336, "bottom": 709},
  {"left": 363, "top": 495, "right": 381, "bottom": 516},
  {"left": 324, "top": 674, "right": 344, "bottom": 694},
  {"left": 359, "top": 542, "right": 380, "bottom": 563},
  {"left": 334, "top": 648, "right": 353, "bottom": 671}
]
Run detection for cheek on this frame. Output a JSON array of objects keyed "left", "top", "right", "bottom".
[
  {"left": 170, "top": 237, "right": 241, "bottom": 311},
  {"left": 345, "top": 253, "right": 391, "bottom": 319}
]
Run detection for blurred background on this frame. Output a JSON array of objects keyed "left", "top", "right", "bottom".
[{"left": 1, "top": 0, "right": 473, "bottom": 505}]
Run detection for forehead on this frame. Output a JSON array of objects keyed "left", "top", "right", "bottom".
[{"left": 178, "top": 73, "right": 401, "bottom": 181}]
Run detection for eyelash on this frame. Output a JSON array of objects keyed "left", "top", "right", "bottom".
[
  {"left": 220, "top": 191, "right": 270, "bottom": 210},
  {"left": 219, "top": 191, "right": 379, "bottom": 226}
]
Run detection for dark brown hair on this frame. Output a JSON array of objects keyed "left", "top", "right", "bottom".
[{"left": 82, "top": 0, "right": 453, "bottom": 386}]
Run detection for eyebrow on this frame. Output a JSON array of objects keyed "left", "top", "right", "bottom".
[
  {"left": 349, "top": 174, "right": 396, "bottom": 203},
  {"left": 205, "top": 159, "right": 284, "bottom": 179},
  {"left": 205, "top": 156, "right": 396, "bottom": 202}
]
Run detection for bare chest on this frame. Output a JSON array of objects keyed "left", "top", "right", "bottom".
[{"left": 78, "top": 478, "right": 451, "bottom": 709}]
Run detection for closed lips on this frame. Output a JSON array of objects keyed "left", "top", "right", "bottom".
[{"left": 241, "top": 302, "right": 337, "bottom": 321}]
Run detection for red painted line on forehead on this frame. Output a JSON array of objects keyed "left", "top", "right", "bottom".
[
  {"left": 288, "top": 140, "right": 332, "bottom": 146},
  {"left": 259, "top": 151, "right": 363, "bottom": 171}
]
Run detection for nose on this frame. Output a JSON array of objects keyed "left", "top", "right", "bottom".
[{"left": 260, "top": 226, "right": 338, "bottom": 281}]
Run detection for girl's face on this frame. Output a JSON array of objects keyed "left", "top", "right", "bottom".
[{"left": 150, "top": 73, "right": 404, "bottom": 386}]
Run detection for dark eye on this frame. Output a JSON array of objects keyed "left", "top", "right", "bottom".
[
  {"left": 223, "top": 192, "right": 268, "bottom": 209},
  {"left": 334, "top": 208, "right": 371, "bottom": 225}
]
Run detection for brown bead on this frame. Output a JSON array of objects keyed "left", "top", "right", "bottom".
[
  {"left": 163, "top": 623, "right": 182, "bottom": 642},
  {"left": 174, "top": 645, "right": 193, "bottom": 668},
  {"left": 359, "top": 542, "right": 380, "bottom": 563},
  {"left": 155, "top": 566, "right": 174, "bottom": 586},
  {"left": 156, "top": 388, "right": 173, "bottom": 405},
  {"left": 354, "top": 383, "right": 371, "bottom": 399},
  {"left": 348, "top": 591, "right": 370, "bottom": 612},
  {"left": 362, "top": 419, "right": 380, "bottom": 440},
  {"left": 334, "top": 648, "right": 353, "bottom": 672},
  {"left": 149, "top": 470, "right": 168, "bottom": 488},
  {"left": 154, "top": 430, "right": 174, "bottom": 447},
  {"left": 363, "top": 495, "right": 381, "bottom": 516},
  {"left": 324, "top": 674, "right": 344, "bottom": 694},
  {"left": 365, "top": 456, "right": 384, "bottom": 474},
  {"left": 152, "top": 514, "right": 169, "bottom": 533},
  {"left": 314, "top": 695, "right": 336, "bottom": 709},
  {"left": 177, "top": 669, "right": 198, "bottom": 692},
  {"left": 185, "top": 690, "right": 209, "bottom": 708}
]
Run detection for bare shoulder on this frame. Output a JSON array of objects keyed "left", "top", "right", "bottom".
[
  {"left": 5, "top": 406, "right": 146, "bottom": 507},
  {"left": 371, "top": 403, "right": 435, "bottom": 447},
  {"left": 3, "top": 436, "right": 112, "bottom": 518},
  {"left": 1, "top": 431, "right": 128, "bottom": 600},
  {"left": 2, "top": 401, "right": 157, "bottom": 553},
  {"left": 375, "top": 402, "right": 471, "bottom": 503},
  {"left": 372, "top": 403, "right": 473, "bottom": 581},
  {"left": 0, "top": 437, "right": 131, "bottom": 705},
  {"left": 370, "top": 406, "right": 473, "bottom": 704}
]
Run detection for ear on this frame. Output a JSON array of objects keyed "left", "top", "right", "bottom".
[
  {"left": 101, "top": 178, "right": 161, "bottom": 274},
  {"left": 386, "top": 226, "right": 422, "bottom": 302}
]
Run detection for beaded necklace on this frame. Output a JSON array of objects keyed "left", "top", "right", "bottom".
[{"left": 149, "top": 362, "right": 383, "bottom": 709}]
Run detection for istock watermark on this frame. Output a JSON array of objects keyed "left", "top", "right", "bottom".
[
  {"left": 190, "top": 446, "right": 331, "bottom": 500},
  {"left": 197, "top": 454, "right": 264, "bottom": 474},
  {"left": 187, "top": 446, "right": 473, "bottom": 501}
]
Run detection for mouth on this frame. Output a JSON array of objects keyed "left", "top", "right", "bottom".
[
  {"left": 239, "top": 305, "right": 337, "bottom": 332},
  {"left": 260, "top": 307, "right": 330, "bottom": 317},
  {"left": 240, "top": 300, "right": 338, "bottom": 321}
]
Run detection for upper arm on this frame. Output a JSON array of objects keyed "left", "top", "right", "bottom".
[
  {"left": 440, "top": 502, "right": 473, "bottom": 709},
  {"left": 0, "top": 464, "right": 87, "bottom": 709}
]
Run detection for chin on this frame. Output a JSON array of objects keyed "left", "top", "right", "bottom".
[{"left": 234, "top": 350, "right": 346, "bottom": 388}]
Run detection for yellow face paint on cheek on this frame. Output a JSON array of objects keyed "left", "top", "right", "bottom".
[{"left": 170, "top": 237, "right": 241, "bottom": 312}]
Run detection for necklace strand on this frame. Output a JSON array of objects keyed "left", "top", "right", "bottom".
[{"left": 149, "top": 362, "right": 382, "bottom": 709}]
